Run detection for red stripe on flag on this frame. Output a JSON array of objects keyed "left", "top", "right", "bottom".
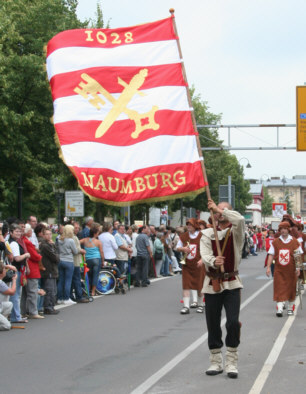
[
  {"left": 50, "top": 64, "right": 186, "bottom": 100},
  {"left": 55, "top": 110, "right": 195, "bottom": 146},
  {"left": 47, "top": 17, "right": 175, "bottom": 56},
  {"left": 71, "top": 162, "right": 206, "bottom": 203}
]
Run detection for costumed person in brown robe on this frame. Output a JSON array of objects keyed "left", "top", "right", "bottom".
[
  {"left": 299, "top": 223, "right": 306, "bottom": 288},
  {"left": 292, "top": 221, "right": 306, "bottom": 290},
  {"left": 277, "top": 215, "right": 305, "bottom": 291},
  {"left": 266, "top": 221, "right": 302, "bottom": 317},
  {"left": 200, "top": 200, "right": 245, "bottom": 379},
  {"left": 176, "top": 218, "right": 205, "bottom": 315}
]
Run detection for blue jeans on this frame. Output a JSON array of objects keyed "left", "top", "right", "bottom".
[
  {"left": 57, "top": 260, "right": 74, "bottom": 301},
  {"left": 161, "top": 255, "right": 170, "bottom": 276},
  {"left": 116, "top": 260, "right": 128, "bottom": 275},
  {"left": 86, "top": 258, "right": 101, "bottom": 288},
  {"left": 70, "top": 266, "right": 83, "bottom": 300},
  {"left": 37, "top": 279, "right": 44, "bottom": 312},
  {"left": 9, "top": 270, "right": 22, "bottom": 321}
]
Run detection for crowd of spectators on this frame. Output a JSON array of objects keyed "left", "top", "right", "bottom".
[
  {"left": 242, "top": 225, "right": 276, "bottom": 258},
  {"left": 0, "top": 215, "right": 184, "bottom": 331}
]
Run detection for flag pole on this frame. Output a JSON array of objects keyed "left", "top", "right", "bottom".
[{"left": 169, "top": 9, "right": 224, "bottom": 268}]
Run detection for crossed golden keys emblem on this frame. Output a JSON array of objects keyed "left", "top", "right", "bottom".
[{"left": 74, "top": 69, "right": 160, "bottom": 139}]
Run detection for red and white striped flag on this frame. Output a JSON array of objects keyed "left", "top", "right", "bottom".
[{"left": 46, "top": 16, "right": 206, "bottom": 205}]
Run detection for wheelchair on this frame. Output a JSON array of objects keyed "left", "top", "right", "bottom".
[{"left": 96, "top": 265, "right": 128, "bottom": 295}]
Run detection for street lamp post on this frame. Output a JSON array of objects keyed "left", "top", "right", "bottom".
[
  {"left": 52, "top": 179, "right": 65, "bottom": 232},
  {"left": 260, "top": 174, "right": 270, "bottom": 183},
  {"left": 238, "top": 157, "right": 252, "bottom": 169},
  {"left": 281, "top": 175, "right": 286, "bottom": 201}
]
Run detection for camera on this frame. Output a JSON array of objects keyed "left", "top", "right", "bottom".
[{"left": 2, "top": 269, "right": 15, "bottom": 284}]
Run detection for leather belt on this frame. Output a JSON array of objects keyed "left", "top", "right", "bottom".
[{"left": 207, "top": 270, "right": 239, "bottom": 280}]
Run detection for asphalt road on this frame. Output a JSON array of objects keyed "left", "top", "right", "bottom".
[{"left": 1, "top": 253, "right": 305, "bottom": 394}]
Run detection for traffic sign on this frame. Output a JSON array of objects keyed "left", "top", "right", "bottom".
[
  {"left": 296, "top": 86, "right": 306, "bottom": 151},
  {"left": 65, "top": 191, "right": 84, "bottom": 217}
]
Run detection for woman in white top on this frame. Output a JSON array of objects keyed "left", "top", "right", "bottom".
[
  {"left": 98, "top": 222, "right": 118, "bottom": 264},
  {"left": 8, "top": 224, "right": 30, "bottom": 323}
]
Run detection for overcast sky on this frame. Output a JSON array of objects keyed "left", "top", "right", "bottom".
[{"left": 76, "top": 0, "right": 306, "bottom": 181}]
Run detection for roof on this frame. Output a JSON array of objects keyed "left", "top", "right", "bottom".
[
  {"left": 249, "top": 183, "right": 263, "bottom": 195},
  {"left": 261, "top": 177, "right": 306, "bottom": 187}
]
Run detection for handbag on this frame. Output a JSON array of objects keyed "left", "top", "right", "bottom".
[
  {"left": 154, "top": 250, "right": 163, "bottom": 260},
  {"left": 20, "top": 265, "right": 27, "bottom": 287}
]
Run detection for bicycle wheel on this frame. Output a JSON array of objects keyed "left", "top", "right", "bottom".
[{"left": 96, "top": 270, "right": 116, "bottom": 295}]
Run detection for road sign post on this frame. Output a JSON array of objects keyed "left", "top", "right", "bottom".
[{"left": 65, "top": 191, "right": 84, "bottom": 217}]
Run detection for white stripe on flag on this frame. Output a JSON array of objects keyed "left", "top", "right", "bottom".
[
  {"left": 61, "top": 135, "right": 200, "bottom": 173},
  {"left": 47, "top": 40, "right": 180, "bottom": 80},
  {"left": 53, "top": 86, "right": 189, "bottom": 124}
]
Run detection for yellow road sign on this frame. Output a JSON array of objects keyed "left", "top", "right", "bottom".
[{"left": 296, "top": 86, "right": 306, "bottom": 151}]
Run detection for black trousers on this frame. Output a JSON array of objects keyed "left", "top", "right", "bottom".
[
  {"left": 135, "top": 255, "right": 149, "bottom": 285},
  {"left": 205, "top": 288, "right": 241, "bottom": 350}
]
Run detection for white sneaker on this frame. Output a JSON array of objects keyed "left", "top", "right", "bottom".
[
  {"left": 63, "top": 299, "right": 76, "bottom": 305},
  {"left": 276, "top": 302, "right": 283, "bottom": 317},
  {"left": 57, "top": 299, "right": 64, "bottom": 305}
]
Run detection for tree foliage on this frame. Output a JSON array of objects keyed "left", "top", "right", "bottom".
[
  {"left": 261, "top": 186, "right": 274, "bottom": 219},
  {"left": 284, "top": 194, "right": 293, "bottom": 215},
  {"left": 169, "top": 88, "right": 252, "bottom": 215},
  {"left": 0, "top": 0, "right": 86, "bottom": 220},
  {"left": 0, "top": 2, "right": 252, "bottom": 223}
]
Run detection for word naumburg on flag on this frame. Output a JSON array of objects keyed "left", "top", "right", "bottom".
[{"left": 46, "top": 16, "right": 206, "bottom": 205}]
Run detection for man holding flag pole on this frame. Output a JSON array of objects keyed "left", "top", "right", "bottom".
[{"left": 46, "top": 6, "right": 244, "bottom": 380}]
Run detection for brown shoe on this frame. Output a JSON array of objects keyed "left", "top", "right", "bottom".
[
  {"left": 29, "top": 314, "right": 45, "bottom": 319},
  {"left": 44, "top": 309, "right": 60, "bottom": 315}
]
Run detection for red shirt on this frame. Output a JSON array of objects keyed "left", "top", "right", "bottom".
[{"left": 24, "top": 237, "right": 42, "bottom": 279}]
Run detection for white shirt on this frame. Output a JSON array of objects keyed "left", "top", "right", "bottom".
[
  {"left": 268, "top": 235, "right": 303, "bottom": 255},
  {"left": 98, "top": 232, "right": 118, "bottom": 260},
  {"left": 10, "top": 241, "right": 21, "bottom": 257},
  {"left": 176, "top": 231, "right": 199, "bottom": 249},
  {"left": 132, "top": 232, "right": 138, "bottom": 257},
  {"left": 29, "top": 231, "right": 39, "bottom": 248},
  {"left": 124, "top": 234, "right": 132, "bottom": 245}
]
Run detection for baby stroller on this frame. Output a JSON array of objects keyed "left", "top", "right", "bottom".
[{"left": 96, "top": 263, "right": 128, "bottom": 295}]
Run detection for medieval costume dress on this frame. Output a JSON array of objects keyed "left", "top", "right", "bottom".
[
  {"left": 277, "top": 215, "right": 305, "bottom": 288},
  {"left": 179, "top": 230, "right": 205, "bottom": 292},
  {"left": 176, "top": 218, "right": 205, "bottom": 313},
  {"left": 270, "top": 236, "right": 299, "bottom": 303}
]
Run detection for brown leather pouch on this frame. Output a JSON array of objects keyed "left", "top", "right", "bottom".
[{"left": 212, "top": 278, "right": 221, "bottom": 292}]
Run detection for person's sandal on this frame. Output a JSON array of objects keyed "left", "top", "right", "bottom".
[
  {"left": 190, "top": 302, "right": 198, "bottom": 308},
  {"left": 196, "top": 306, "right": 205, "bottom": 313},
  {"left": 180, "top": 307, "right": 190, "bottom": 315}
]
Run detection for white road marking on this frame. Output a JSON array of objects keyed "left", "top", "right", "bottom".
[
  {"left": 131, "top": 280, "right": 273, "bottom": 394},
  {"left": 248, "top": 289, "right": 304, "bottom": 394}
]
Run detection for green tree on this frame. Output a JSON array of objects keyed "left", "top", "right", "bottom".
[
  {"left": 0, "top": 2, "right": 251, "bottom": 223},
  {"left": 0, "top": 0, "right": 87, "bottom": 220},
  {"left": 88, "top": 1, "right": 110, "bottom": 28},
  {"left": 171, "top": 88, "right": 252, "bottom": 214},
  {"left": 261, "top": 186, "right": 273, "bottom": 220},
  {"left": 284, "top": 194, "right": 293, "bottom": 215}
]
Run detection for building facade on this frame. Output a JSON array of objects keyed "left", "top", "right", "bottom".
[{"left": 262, "top": 176, "right": 306, "bottom": 219}]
